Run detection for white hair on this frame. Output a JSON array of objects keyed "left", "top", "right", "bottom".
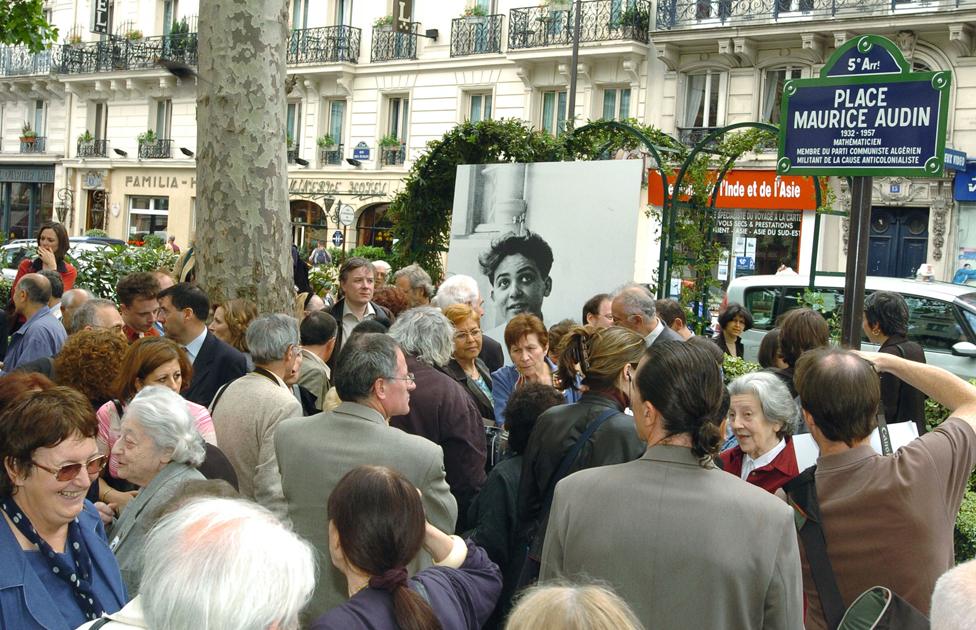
[
  {"left": 931, "top": 559, "right": 976, "bottom": 630},
  {"left": 433, "top": 274, "right": 480, "bottom": 310},
  {"left": 140, "top": 497, "right": 316, "bottom": 630},
  {"left": 373, "top": 260, "right": 392, "bottom": 272},
  {"left": 388, "top": 306, "right": 453, "bottom": 367},
  {"left": 246, "top": 314, "right": 299, "bottom": 365},
  {"left": 611, "top": 283, "right": 657, "bottom": 320},
  {"left": 123, "top": 386, "right": 205, "bottom": 466},
  {"left": 727, "top": 371, "right": 799, "bottom": 436}
]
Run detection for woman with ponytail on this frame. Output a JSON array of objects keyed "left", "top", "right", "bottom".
[
  {"left": 538, "top": 341, "right": 804, "bottom": 629},
  {"left": 516, "top": 325, "right": 647, "bottom": 585},
  {"left": 313, "top": 465, "right": 502, "bottom": 630}
]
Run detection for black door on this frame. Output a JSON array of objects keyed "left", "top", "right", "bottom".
[{"left": 867, "top": 207, "right": 929, "bottom": 278}]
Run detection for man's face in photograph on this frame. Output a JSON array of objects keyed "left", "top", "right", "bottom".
[{"left": 490, "top": 253, "right": 551, "bottom": 321}]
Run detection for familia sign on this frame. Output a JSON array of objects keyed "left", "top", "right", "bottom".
[{"left": 777, "top": 35, "right": 951, "bottom": 177}]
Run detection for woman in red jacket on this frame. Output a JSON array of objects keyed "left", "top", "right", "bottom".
[
  {"left": 12, "top": 221, "right": 76, "bottom": 292},
  {"left": 720, "top": 371, "right": 800, "bottom": 493}
]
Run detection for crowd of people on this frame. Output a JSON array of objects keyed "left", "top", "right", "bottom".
[{"left": 1, "top": 221, "right": 976, "bottom": 629}]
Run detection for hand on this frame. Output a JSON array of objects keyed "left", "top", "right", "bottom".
[
  {"left": 94, "top": 501, "right": 115, "bottom": 526},
  {"left": 422, "top": 521, "right": 455, "bottom": 563},
  {"left": 852, "top": 350, "right": 890, "bottom": 373},
  {"left": 110, "top": 489, "right": 139, "bottom": 513},
  {"left": 37, "top": 246, "right": 56, "bottom": 270}
]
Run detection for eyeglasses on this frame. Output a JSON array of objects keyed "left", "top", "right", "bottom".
[
  {"left": 454, "top": 330, "right": 482, "bottom": 341},
  {"left": 386, "top": 372, "right": 416, "bottom": 383},
  {"left": 31, "top": 454, "right": 108, "bottom": 482}
]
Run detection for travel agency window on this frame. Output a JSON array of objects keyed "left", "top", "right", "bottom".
[{"left": 128, "top": 196, "right": 169, "bottom": 245}]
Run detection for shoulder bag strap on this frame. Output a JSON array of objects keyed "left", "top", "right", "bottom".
[
  {"left": 89, "top": 618, "right": 113, "bottom": 629},
  {"left": 542, "top": 407, "right": 619, "bottom": 519},
  {"left": 208, "top": 382, "right": 232, "bottom": 415},
  {"left": 784, "top": 467, "right": 846, "bottom": 630}
]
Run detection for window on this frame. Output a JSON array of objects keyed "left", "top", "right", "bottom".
[
  {"left": 468, "top": 93, "right": 493, "bottom": 122},
  {"left": 761, "top": 67, "right": 802, "bottom": 124},
  {"left": 154, "top": 99, "right": 172, "bottom": 138},
  {"left": 326, "top": 100, "right": 345, "bottom": 144},
  {"left": 162, "top": 0, "right": 178, "bottom": 35},
  {"left": 387, "top": 96, "right": 409, "bottom": 142},
  {"left": 287, "top": 101, "right": 302, "bottom": 148},
  {"left": 128, "top": 196, "right": 169, "bottom": 244},
  {"left": 541, "top": 89, "right": 568, "bottom": 136},
  {"left": 602, "top": 87, "right": 631, "bottom": 121},
  {"left": 684, "top": 71, "right": 720, "bottom": 128},
  {"left": 336, "top": 0, "right": 353, "bottom": 25},
  {"left": 33, "top": 100, "right": 46, "bottom": 136},
  {"left": 291, "top": 0, "right": 309, "bottom": 29},
  {"left": 92, "top": 102, "right": 108, "bottom": 141},
  {"left": 902, "top": 295, "right": 966, "bottom": 352}
]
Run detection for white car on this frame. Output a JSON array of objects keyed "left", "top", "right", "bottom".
[
  {"left": 1, "top": 237, "right": 127, "bottom": 282},
  {"left": 724, "top": 274, "right": 976, "bottom": 380}
]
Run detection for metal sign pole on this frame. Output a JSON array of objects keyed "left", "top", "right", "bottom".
[{"left": 840, "top": 176, "right": 872, "bottom": 349}]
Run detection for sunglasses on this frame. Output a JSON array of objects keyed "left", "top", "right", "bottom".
[{"left": 31, "top": 454, "right": 108, "bottom": 482}]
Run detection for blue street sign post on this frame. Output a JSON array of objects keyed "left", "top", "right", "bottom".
[
  {"left": 352, "top": 141, "right": 371, "bottom": 161},
  {"left": 777, "top": 35, "right": 950, "bottom": 347},
  {"left": 331, "top": 230, "right": 344, "bottom": 247}
]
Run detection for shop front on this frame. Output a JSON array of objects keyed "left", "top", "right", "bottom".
[{"left": 0, "top": 164, "right": 55, "bottom": 239}]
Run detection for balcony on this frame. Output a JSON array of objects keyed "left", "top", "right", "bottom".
[
  {"left": 287, "top": 147, "right": 301, "bottom": 164},
  {"left": 0, "top": 46, "right": 54, "bottom": 76},
  {"left": 77, "top": 139, "right": 108, "bottom": 158},
  {"left": 20, "top": 137, "right": 47, "bottom": 153},
  {"left": 508, "top": 0, "right": 649, "bottom": 50},
  {"left": 380, "top": 143, "right": 406, "bottom": 166},
  {"left": 319, "top": 144, "right": 344, "bottom": 166},
  {"left": 451, "top": 14, "right": 504, "bottom": 56},
  {"left": 289, "top": 25, "right": 361, "bottom": 64},
  {"left": 138, "top": 138, "right": 172, "bottom": 159},
  {"left": 59, "top": 32, "right": 198, "bottom": 74},
  {"left": 371, "top": 23, "right": 419, "bottom": 62},
  {"left": 676, "top": 127, "right": 720, "bottom": 146},
  {"left": 655, "top": 0, "right": 974, "bottom": 29}
]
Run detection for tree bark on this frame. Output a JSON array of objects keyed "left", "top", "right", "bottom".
[{"left": 196, "top": 0, "right": 292, "bottom": 313}]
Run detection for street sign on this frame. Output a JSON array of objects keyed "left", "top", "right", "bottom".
[
  {"left": 338, "top": 204, "right": 355, "bottom": 227},
  {"left": 352, "top": 141, "right": 371, "bottom": 161},
  {"left": 91, "top": 0, "right": 109, "bottom": 34},
  {"left": 945, "top": 148, "right": 968, "bottom": 172},
  {"left": 394, "top": 0, "right": 413, "bottom": 34},
  {"left": 777, "top": 35, "right": 951, "bottom": 177},
  {"left": 954, "top": 163, "right": 976, "bottom": 202},
  {"left": 331, "top": 230, "right": 344, "bottom": 247}
]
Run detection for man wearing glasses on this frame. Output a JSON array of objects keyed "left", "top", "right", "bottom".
[{"left": 275, "top": 332, "right": 457, "bottom": 621}]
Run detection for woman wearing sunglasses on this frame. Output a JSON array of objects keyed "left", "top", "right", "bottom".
[
  {"left": 0, "top": 386, "right": 127, "bottom": 629},
  {"left": 107, "top": 386, "right": 206, "bottom": 596}
]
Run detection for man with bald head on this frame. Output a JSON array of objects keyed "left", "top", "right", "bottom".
[
  {"left": 2, "top": 273, "right": 66, "bottom": 372},
  {"left": 610, "top": 283, "right": 683, "bottom": 346},
  {"left": 60, "top": 287, "right": 92, "bottom": 331}
]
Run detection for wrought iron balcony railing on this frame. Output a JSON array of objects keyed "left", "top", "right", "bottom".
[
  {"left": 287, "top": 147, "right": 301, "bottom": 164},
  {"left": 380, "top": 144, "right": 406, "bottom": 166},
  {"left": 371, "top": 23, "right": 419, "bottom": 62},
  {"left": 676, "top": 126, "right": 721, "bottom": 146},
  {"left": 508, "top": 0, "right": 649, "bottom": 50},
  {"left": 59, "top": 32, "right": 198, "bottom": 74},
  {"left": 451, "top": 14, "right": 504, "bottom": 56},
  {"left": 77, "top": 139, "right": 108, "bottom": 158},
  {"left": 289, "top": 25, "right": 361, "bottom": 64},
  {"left": 20, "top": 137, "right": 47, "bottom": 153},
  {"left": 319, "top": 143, "right": 344, "bottom": 166},
  {"left": 655, "top": 0, "right": 972, "bottom": 29},
  {"left": 0, "top": 46, "right": 54, "bottom": 76},
  {"left": 138, "top": 138, "right": 172, "bottom": 159}
]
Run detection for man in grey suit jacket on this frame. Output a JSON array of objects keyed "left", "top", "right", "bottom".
[
  {"left": 541, "top": 340, "right": 802, "bottom": 630},
  {"left": 275, "top": 332, "right": 457, "bottom": 621},
  {"left": 610, "top": 284, "right": 685, "bottom": 346}
]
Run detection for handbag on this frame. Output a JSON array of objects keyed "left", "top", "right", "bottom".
[{"left": 784, "top": 468, "right": 929, "bottom": 630}]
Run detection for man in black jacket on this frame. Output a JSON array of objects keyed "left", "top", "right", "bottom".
[{"left": 327, "top": 257, "right": 393, "bottom": 370}]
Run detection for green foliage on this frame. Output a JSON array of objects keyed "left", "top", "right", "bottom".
[
  {"left": 348, "top": 245, "right": 388, "bottom": 261},
  {"left": 125, "top": 29, "right": 143, "bottom": 40},
  {"left": 73, "top": 245, "right": 178, "bottom": 300},
  {"left": 20, "top": 121, "right": 35, "bottom": 138},
  {"left": 316, "top": 134, "right": 336, "bottom": 148},
  {"left": 0, "top": 276, "right": 10, "bottom": 306},
  {"left": 137, "top": 129, "right": 157, "bottom": 144},
  {"left": 620, "top": 3, "right": 649, "bottom": 30},
  {"left": 142, "top": 234, "right": 165, "bottom": 249},
  {"left": 378, "top": 134, "right": 402, "bottom": 148},
  {"left": 463, "top": 5, "right": 488, "bottom": 16},
  {"left": 956, "top": 490, "right": 976, "bottom": 563},
  {"left": 308, "top": 265, "right": 338, "bottom": 296},
  {"left": 327, "top": 247, "right": 346, "bottom": 266},
  {"left": 721, "top": 354, "right": 762, "bottom": 385},
  {"left": 0, "top": 0, "right": 58, "bottom": 53},
  {"left": 798, "top": 288, "right": 842, "bottom": 341},
  {"left": 77, "top": 129, "right": 93, "bottom": 143},
  {"left": 373, "top": 15, "right": 393, "bottom": 28},
  {"left": 84, "top": 228, "right": 108, "bottom": 237},
  {"left": 170, "top": 17, "right": 189, "bottom": 35}
]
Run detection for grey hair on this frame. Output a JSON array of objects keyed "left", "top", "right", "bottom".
[
  {"left": 140, "top": 497, "right": 316, "bottom": 630},
  {"left": 373, "top": 260, "right": 392, "bottom": 272},
  {"left": 727, "top": 371, "right": 798, "bottom": 436},
  {"left": 62, "top": 287, "right": 92, "bottom": 308},
  {"left": 393, "top": 263, "right": 434, "bottom": 299},
  {"left": 611, "top": 283, "right": 656, "bottom": 320},
  {"left": 69, "top": 298, "right": 116, "bottom": 334},
  {"left": 388, "top": 306, "right": 453, "bottom": 367},
  {"left": 333, "top": 333, "right": 399, "bottom": 403},
  {"left": 931, "top": 558, "right": 976, "bottom": 630},
  {"left": 432, "top": 274, "right": 480, "bottom": 309},
  {"left": 122, "top": 386, "right": 206, "bottom": 466},
  {"left": 246, "top": 314, "right": 299, "bottom": 365}
]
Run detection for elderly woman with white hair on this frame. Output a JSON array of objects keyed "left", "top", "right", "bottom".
[
  {"left": 719, "top": 371, "right": 800, "bottom": 493},
  {"left": 107, "top": 386, "right": 206, "bottom": 595},
  {"left": 389, "top": 306, "right": 487, "bottom": 530},
  {"left": 79, "top": 497, "right": 316, "bottom": 630}
]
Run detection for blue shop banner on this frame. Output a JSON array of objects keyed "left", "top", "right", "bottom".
[{"left": 955, "top": 163, "right": 976, "bottom": 202}]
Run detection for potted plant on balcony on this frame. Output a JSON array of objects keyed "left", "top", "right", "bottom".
[
  {"left": 138, "top": 129, "right": 157, "bottom": 146},
  {"left": 620, "top": 3, "right": 650, "bottom": 32},
  {"left": 462, "top": 5, "right": 489, "bottom": 24},
  {"left": 316, "top": 134, "right": 336, "bottom": 150},
  {"left": 126, "top": 29, "right": 144, "bottom": 41},
  {"left": 67, "top": 33, "right": 83, "bottom": 46},
  {"left": 20, "top": 122, "right": 36, "bottom": 145},
  {"left": 378, "top": 134, "right": 401, "bottom": 149},
  {"left": 374, "top": 15, "right": 394, "bottom": 31},
  {"left": 77, "top": 130, "right": 95, "bottom": 155}
]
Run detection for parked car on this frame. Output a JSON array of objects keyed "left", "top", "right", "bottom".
[
  {"left": 725, "top": 273, "right": 976, "bottom": 380},
  {"left": 1, "top": 236, "right": 127, "bottom": 282}
]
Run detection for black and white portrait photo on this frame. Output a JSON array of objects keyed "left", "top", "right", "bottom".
[{"left": 446, "top": 160, "right": 650, "bottom": 338}]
